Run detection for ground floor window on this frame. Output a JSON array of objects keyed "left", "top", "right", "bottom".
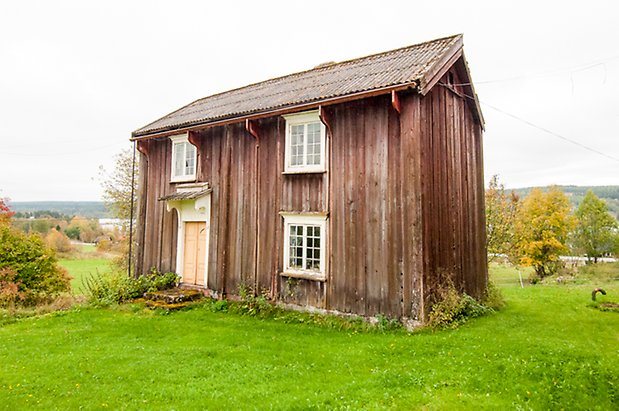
[{"left": 282, "top": 214, "right": 327, "bottom": 279}]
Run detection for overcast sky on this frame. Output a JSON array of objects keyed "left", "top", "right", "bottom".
[{"left": 1, "top": 0, "right": 618, "bottom": 202}]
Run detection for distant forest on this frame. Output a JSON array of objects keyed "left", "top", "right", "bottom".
[
  {"left": 7, "top": 185, "right": 619, "bottom": 220},
  {"left": 512, "top": 185, "right": 619, "bottom": 218},
  {"left": 8, "top": 201, "right": 109, "bottom": 219}
]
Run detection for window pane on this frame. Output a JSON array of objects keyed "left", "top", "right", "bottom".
[
  {"left": 307, "top": 122, "right": 320, "bottom": 142},
  {"left": 289, "top": 225, "right": 303, "bottom": 269},
  {"left": 305, "top": 224, "right": 321, "bottom": 271},
  {"left": 185, "top": 143, "right": 196, "bottom": 175},
  {"left": 290, "top": 124, "right": 304, "bottom": 166},
  {"left": 174, "top": 142, "right": 184, "bottom": 177},
  {"left": 306, "top": 122, "right": 321, "bottom": 165}
]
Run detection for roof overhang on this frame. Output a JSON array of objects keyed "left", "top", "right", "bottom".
[
  {"left": 158, "top": 187, "right": 212, "bottom": 202},
  {"left": 416, "top": 39, "right": 484, "bottom": 129},
  {"left": 131, "top": 34, "right": 484, "bottom": 140},
  {"left": 131, "top": 82, "right": 419, "bottom": 141}
]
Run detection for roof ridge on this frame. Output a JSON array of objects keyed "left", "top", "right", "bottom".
[
  {"left": 133, "top": 34, "right": 472, "bottom": 137},
  {"left": 188, "top": 34, "right": 462, "bottom": 105}
]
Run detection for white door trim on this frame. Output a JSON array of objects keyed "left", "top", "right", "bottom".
[{"left": 166, "top": 194, "right": 210, "bottom": 288}]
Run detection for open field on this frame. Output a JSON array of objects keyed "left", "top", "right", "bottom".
[
  {"left": 58, "top": 243, "right": 113, "bottom": 294},
  {"left": 58, "top": 258, "right": 113, "bottom": 294},
  {"left": 0, "top": 264, "right": 617, "bottom": 409}
]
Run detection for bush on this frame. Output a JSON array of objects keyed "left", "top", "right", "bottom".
[
  {"left": 45, "top": 229, "right": 73, "bottom": 253},
  {"left": 110, "top": 238, "right": 131, "bottom": 273},
  {"left": 83, "top": 270, "right": 179, "bottom": 306},
  {"left": 375, "top": 313, "right": 403, "bottom": 331},
  {"left": 96, "top": 238, "right": 112, "bottom": 252},
  {"left": 0, "top": 268, "right": 22, "bottom": 308},
  {"left": 0, "top": 225, "right": 71, "bottom": 307},
  {"left": 483, "top": 280, "right": 506, "bottom": 310},
  {"left": 237, "top": 283, "right": 274, "bottom": 316},
  {"left": 64, "top": 226, "right": 81, "bottom": 240},
  {"left": 428, "top": 280, "right": 491, "bottom": 329}
]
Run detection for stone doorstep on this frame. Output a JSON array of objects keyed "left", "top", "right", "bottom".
[{"left": 143, "top": 288, "right": 204, "bottom": 305}]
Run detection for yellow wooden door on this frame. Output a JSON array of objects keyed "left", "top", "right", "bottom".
[
  {"left": 183, "top": 222, "right": 206, "bottom": 285},
  {"left": 196, "top": 222, "right": 207, "bottom": 286}
]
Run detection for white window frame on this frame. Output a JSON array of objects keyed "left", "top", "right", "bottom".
[
  {"left": 281, "top": 213, "right": 327, "bottom": 281},
  {"left": 283, "top": 110, "right": 326, "bottom": 173},
  {"left": 170, "top": 134, "right": 197, "bottom": 183}
]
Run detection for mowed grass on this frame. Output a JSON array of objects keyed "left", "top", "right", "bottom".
[{"left": 0, "top": 265, "right": 617, "bottom": 409}]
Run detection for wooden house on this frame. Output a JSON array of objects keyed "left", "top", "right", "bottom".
[{"left": 131, "top": 34, "right": 487, "bottom": 322}]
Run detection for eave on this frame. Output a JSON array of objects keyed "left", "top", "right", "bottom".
[{"left": 130, "top": 82, "right": 420, "bottom": 141}]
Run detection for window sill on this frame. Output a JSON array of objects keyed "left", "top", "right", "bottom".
[
  {"left": 279, "top": 271, "right": 327, "bottom": 282},
  {"left": 171, "top": 176, "right": 197, "bottom": 184},
  {"left": 282, "top": 169, "right": 326, "bottom": 175}
]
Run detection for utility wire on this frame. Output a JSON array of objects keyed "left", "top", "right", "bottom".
[
  {"left": 439, "top": 83, "right": 619, "bottom": 164},
  {"left": 2, "top": 142, "right": 122, "bottom": 157},
  {"left": 480, "top": 100, "right": 619, "bottom": 164},
  {"left": 451, "top": 54, "right": 619, "bottom": 87},
  {"left": 2, "top": 137, "right": 113, "bottom": 150}
]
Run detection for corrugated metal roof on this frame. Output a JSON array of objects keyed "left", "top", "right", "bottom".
[
  {"left": 159, "top": 188, "right": 212, "bottom": 202},
  {"left": 134, "top": 34, "right": 463, "bottom": 138}
]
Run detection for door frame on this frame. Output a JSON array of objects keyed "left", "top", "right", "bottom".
[{"left": 165, "top": 193, "right": 211, "bottom": 288}]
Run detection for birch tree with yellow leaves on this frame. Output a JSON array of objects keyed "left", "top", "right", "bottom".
[{"left": 516, "top": 187, "right": 575, "bottom": 280}]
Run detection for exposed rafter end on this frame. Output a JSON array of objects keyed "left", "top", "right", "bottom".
[
  {"left": 187, "top": 131, "right": 202, "bottom": 150},
  {"left": 318, "top": 105, "right": 332, "bottom": 136},
  {"left": 136, "top": 140, "right": 150, "bottom": 156},
  {"left": 245, "top": 119, "right": 260, "bottom": 140},
  {"left": 391, "top": 90, "right": 401, "bottom": 114}
]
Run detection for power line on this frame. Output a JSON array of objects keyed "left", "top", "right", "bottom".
[
  {"left": 452, "top": 54, "right": 619, "bottom": 87},
  {"left": 480, "top": 100, "right": 619, "bottom": 164},
  {"left": 1, "top": 137, "right": 114, "bottom": 150},
  {"left": 2, "top": 142, "right": 123, "bottom": 157},
  {"left": 439, "top": 83, "right": 619, "bottom": 164}
]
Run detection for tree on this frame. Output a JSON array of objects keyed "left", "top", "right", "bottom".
[
  {"left": 99, "top": 148, "right": 139, "bottom": 274},
  {"left": 45, "top": 229, "right": 73, "bottom": 254},
  {"left": 485, "top": 175, "right": 519, "bottom": 262},
  {"left": 573, "top": 190, "right": 618, "bottom": 263},
  {"left": 64, "top": 225, "right": 80, "bottom": 240},
  {"left": 0, "top": 197, "right": 14, "bottom": 226},
  {"left": 516, "top": 187, "right": 575, "bottom": 279},
  {"left": 64, "top": 216, "right": 102, "bottom": 243},
  {"left": 31, "top": 219, "right": 52, "bottom": 234},
  {"left": 0, "top": 205, "right": 70, "bottom": 307},
  {"left": 99, "top": 149, "right": 138, "bottom": 224}
]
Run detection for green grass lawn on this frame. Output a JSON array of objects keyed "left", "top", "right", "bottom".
[
  {"left": 78, "top": 243, "right": 97, "bottom": 253},
  {"left": 0, "top": 265, "right": 617, "bottom": 409},
  {"left": 58, "top": 259, "right": 113, "bottom": 294},
  {"left": 58, "top": 244, "right": 113, "bottom": 294}
]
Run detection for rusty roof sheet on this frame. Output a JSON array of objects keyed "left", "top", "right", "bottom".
[{"left": 134, "top": 34, "right": 463, "bottom": 138}]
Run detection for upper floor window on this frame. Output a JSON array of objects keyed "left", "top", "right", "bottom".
[
  {"left": 170, "top": 134, "right": 197, "bottom": 182},
  {"left": 283, "top": 110, "right": 326, "bottom": 173}
]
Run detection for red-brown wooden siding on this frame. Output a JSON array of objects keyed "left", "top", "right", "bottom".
[{"left": 135, "top": 64, "right": 486, "bottom": 321}]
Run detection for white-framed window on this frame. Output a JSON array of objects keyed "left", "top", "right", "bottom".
[
  {"left": 282, "top": 214, "right": 327, "bottom": 280},
  {"left": 170, "top": 134, "right": 197, "bottom": 183},
  {"left": 283, "top": 110, "right": 326, "bottom": 173}
]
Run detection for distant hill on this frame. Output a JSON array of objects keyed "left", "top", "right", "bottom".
[
  {"left": 7, "top": 186, "right": 619, "bottom": 220},
  {"left": 511, "top": 186, "right": 619, "bottom": 218},
  {"left": 8, "top": 201, "right": 109, "bottom": 219}
]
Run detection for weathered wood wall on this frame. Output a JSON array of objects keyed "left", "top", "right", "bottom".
[
  {"left": 328, "top": 96, "right": 421, "bottom": 318},
  {"left": 135, "top": 61, "right": 487, "bottom": 321},
  {"left": 135, "top": 139, "right": 177, "bottom": 275},
  {"left": 418, "top": 67, "right": 488, "bottom": 311}
]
